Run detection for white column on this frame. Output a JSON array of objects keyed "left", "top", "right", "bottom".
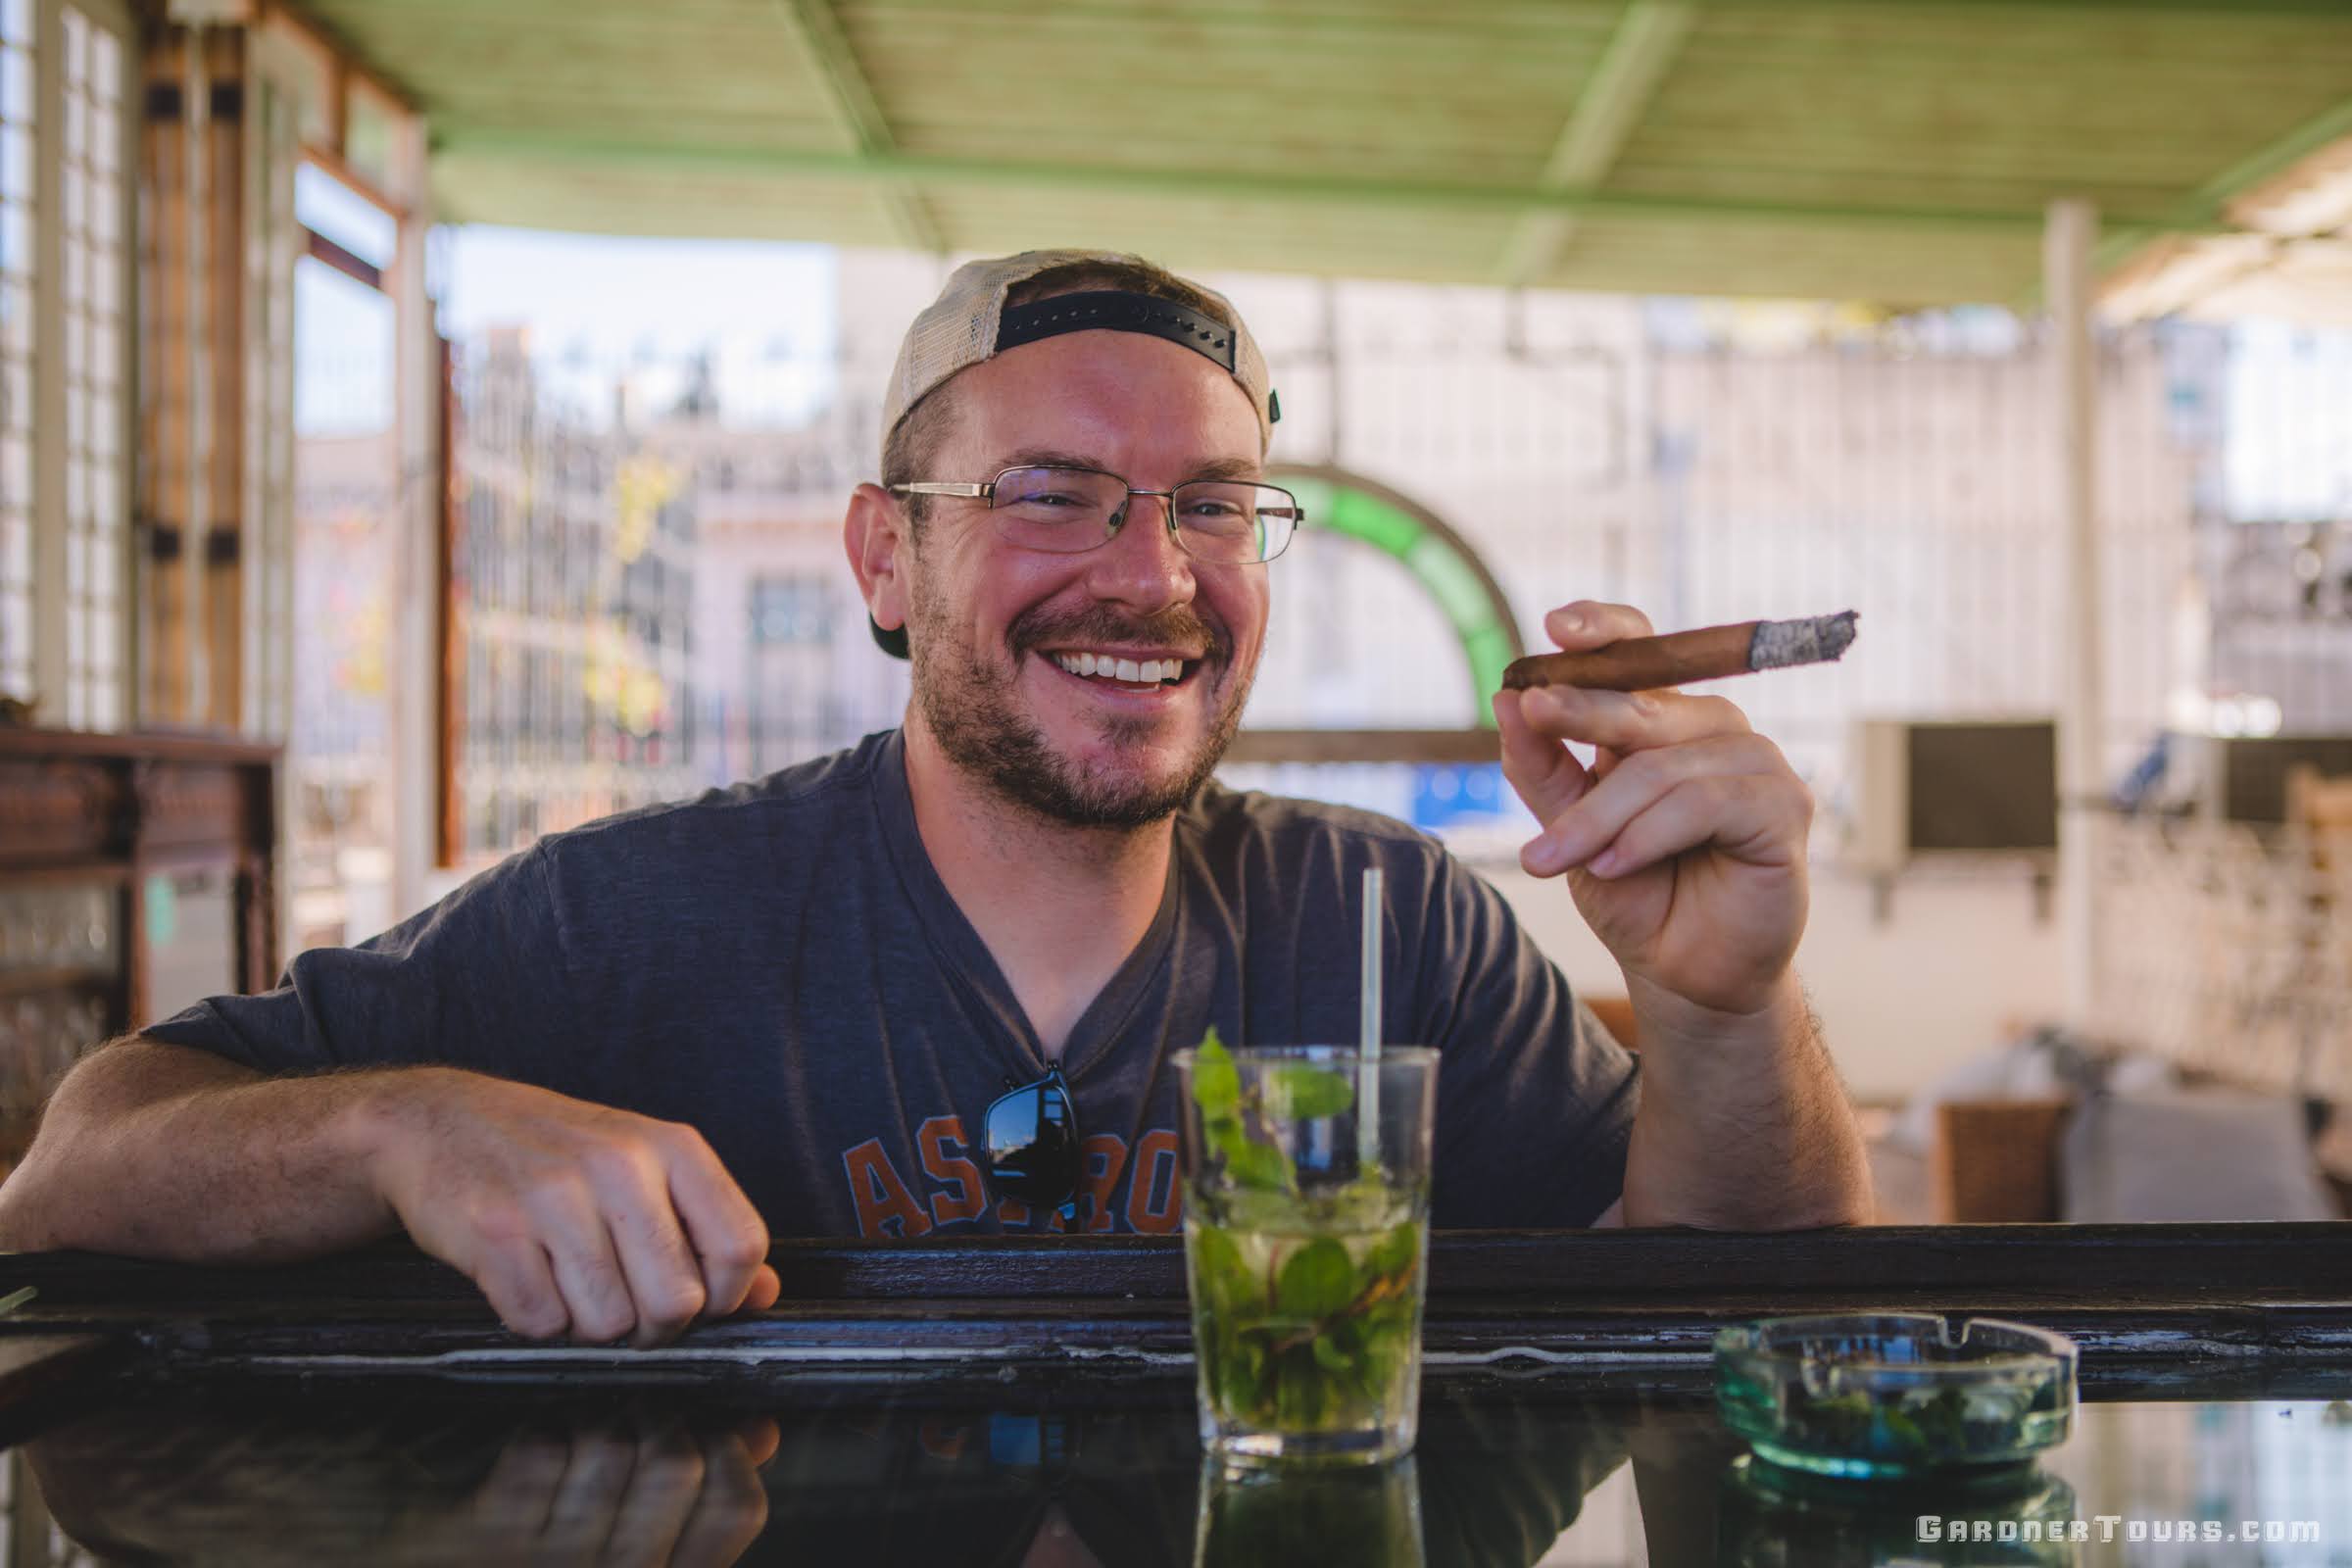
[
  {"left": 2045, "top": 198, "right": 2102, "bottom": 1027},
  {"left": 388, "top": 118, "right": 439, "bottom": 921}
]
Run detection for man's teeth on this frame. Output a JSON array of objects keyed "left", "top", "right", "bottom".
[{"left": 1051, "top": 652, "right": 1189, "bottom": 685}]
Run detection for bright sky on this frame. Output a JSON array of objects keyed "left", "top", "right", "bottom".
[
  {"left": 294, "top": 223, "right": 842, "bottom": 436},
  {"left": 435, "top": 226, "right": 841, "bottom": 427},
  {"left": 2226, "top": 319, "right": 2352, "bottom": 523}
]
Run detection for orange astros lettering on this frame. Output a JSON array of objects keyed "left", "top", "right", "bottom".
[
  {"left": 1125, "top": 1128, "right": 1182, "bottom": 1234},
  {"left": 1078, "top": 1133, "right": 1129, "bottom": 1233},
  {"left": 843, "top": 1138, "right": 933, "bottom": 1239},
  {"left": 916, "top": 1116, "right": 988, "bottom": 1227}
]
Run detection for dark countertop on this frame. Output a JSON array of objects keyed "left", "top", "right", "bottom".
[{"left": 0, "top": 1224, "right": 2347, "bottom": 1565}]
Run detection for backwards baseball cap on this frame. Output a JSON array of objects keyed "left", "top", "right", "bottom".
[{"left": 870, "top": 249, "right": 1280, "bottom": 659}]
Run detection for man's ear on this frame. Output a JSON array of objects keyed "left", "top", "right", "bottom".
[{"left": 845, "top": 483, "right": 908, "bottom": 638}]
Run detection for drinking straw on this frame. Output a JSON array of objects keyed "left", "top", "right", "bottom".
[{"left": 1358, "top": 867, "right": 1383, "bottom": 1171}]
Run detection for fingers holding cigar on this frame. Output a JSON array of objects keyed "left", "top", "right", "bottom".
[
  {"left": 1541, "top": 600, "right": 1656, "bottom": 659},
  {"left": 1495, "top": 600, "right": 1693, "bottom": 815},
  {"left": 1521, "top": 733, "right": 1801, "bottom": 879},
  {"left": 1495, "top": 600, "right": 1827, "bottom": 881},
  {"left": 1494, "top": 687, "right": 1594, "bottom": 824},
  {"left": 1515, "top": 684, "right": 1753, "bottom": 756},
  {"left": 1496, "top": 599, "right": 1731, "bottom": 776}
]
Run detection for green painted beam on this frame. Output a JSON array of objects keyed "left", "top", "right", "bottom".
[
  {"left": 1691, "top": 0, "right": 2352, "bottom": 13},
  {"left": 769, "top": 0, "right": 944, "bottom": 254},
  {"left": 2091, "top": 91, "right": 2352, "bottom": 284},
  {"left": 1498, "top": 0, "right": 1696, "bottom": 285},
  {"left": 436, "top": 128, "right": 2250, "bottom": 237}
]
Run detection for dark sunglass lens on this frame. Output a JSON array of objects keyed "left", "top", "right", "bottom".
[
  {"left": 987, "top": 1075, "right": 1080, "bottom": 1207},
  {"left": 988, "top": 1088, "right": 1042, "bottom": 1156}
]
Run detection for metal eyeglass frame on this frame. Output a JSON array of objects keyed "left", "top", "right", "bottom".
[{"left": 887, "top": 466, "right": 1303, "bottom": 564}]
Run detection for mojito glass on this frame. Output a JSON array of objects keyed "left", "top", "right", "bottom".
[{"left": 1174, "top": 1038, "right": 1438, "bottom": 1469}]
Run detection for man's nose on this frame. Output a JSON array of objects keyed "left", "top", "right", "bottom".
[{"left": 1087, "top": 493, "right": 1194, "bottom": 608}]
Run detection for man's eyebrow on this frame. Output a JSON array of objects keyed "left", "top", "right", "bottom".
[
  {"left": 1186, "top": 456, "right": 1263, "bottom": 483},
  {"left": 999, "top": 448, "right": 1107, "bottom": 472},
  {"left": 995, "top": 449, "right": 1263, "bottom": 483}
]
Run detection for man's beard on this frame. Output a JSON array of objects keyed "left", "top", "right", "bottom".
[{"left": 907, "top": 590, "right": 1250, "bottom": 831}]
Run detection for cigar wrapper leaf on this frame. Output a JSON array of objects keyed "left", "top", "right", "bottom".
[{"left": 1499, "top": 611, "right": 1858, "bottom": 693}]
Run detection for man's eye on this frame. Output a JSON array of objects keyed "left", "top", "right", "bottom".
[
  {"left": 1185, "top": 499, "right": 1247, "bottom": 518},
  {"left": 1008, "top": 491, "right": 1087, "bottom": 509}
]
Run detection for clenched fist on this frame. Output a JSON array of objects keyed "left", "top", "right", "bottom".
[{"left": 356, "top": 1071, "right": 783, "bottom": 1345}]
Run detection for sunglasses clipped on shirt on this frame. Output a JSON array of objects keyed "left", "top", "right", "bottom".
[{"left": 983, "top": 1064, "right": 1082, "bottom": 1226}]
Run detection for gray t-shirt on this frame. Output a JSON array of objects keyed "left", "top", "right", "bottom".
[{"left": 147, "top": 730, "right": 1639, "bottom": 1238}]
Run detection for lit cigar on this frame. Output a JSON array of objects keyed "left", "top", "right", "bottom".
[{"left": 1500, "top": 611, "right": 1859, "bottom": 693}]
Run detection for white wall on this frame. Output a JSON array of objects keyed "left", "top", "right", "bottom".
[{"left": 1467, "top": 852, "right": 2066, "bottom": 1103}]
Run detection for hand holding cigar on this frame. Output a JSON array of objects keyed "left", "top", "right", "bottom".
[{"left": 1499, "top": 611, "right": 1858, "bottom": 693}]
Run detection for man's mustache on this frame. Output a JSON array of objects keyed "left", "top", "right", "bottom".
[{"left": 1009, "top": 605, "right": 1229, "bottom": 665}]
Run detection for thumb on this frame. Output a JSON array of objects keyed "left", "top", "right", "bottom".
[{"left": 1494, "top": 689, "right": 1591, "bottom": 823}]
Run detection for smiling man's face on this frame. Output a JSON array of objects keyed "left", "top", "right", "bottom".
[{"left": 895, "top": 326, "right": 1270, "bottom": 829}]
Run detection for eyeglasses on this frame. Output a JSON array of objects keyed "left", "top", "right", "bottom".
[
  {"left": 983, "top": 1063, "right": 1081, "bottom": 1225},
  {"left": 889, "top": 466, "right": 1302, "bottom": 565}
]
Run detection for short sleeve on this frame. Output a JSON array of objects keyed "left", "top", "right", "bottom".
[
  {"left": 1411, "top": 852, "right": 1641, "bottom": 1230},
  {"left": 141, "top": 846, "right": 577, "bottom": 1082}
]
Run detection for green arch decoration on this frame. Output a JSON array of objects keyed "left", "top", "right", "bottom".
[{"left": 1269, "top": 466, "right": 1526, "bottom": 729}]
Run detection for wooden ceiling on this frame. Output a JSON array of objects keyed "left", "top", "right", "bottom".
[{"left": 295, "top": 0, "right": 2352, "bottom": 306}]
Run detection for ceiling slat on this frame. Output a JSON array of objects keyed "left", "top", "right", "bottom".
[
  {"left": 1498, "top": 0, "right": 1696, "bottom": 285},
  {"left": 767, "top": 0, "right": 945, "bottom": 253},
  {"left": 2092, "top": 91, "right": 2352, "bottom": 286}
]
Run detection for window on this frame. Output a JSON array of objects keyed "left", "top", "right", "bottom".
[
  {"left": 0, "top": 0, "right": 132, "bottom": 729},
  {"left": 0, "top": 0, "right": 37, "bottom": 701},
  {"left": 447, "top": 342, "right": 700, "bottom": 865},
  {"left": 57, "top": 2, "right": 124, "bottom": 729}
]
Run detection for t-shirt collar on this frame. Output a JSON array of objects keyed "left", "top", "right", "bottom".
[{"left": 869, "top": 728, "right": 1183, "bottom": 1081}]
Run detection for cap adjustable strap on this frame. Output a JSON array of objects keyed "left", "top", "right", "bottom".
[{"left": 994, "top": 290, "right": 1239, "bottom": 374}]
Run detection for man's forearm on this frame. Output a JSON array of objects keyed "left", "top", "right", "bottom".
[
  {"left": 0, "top": 1038, "right": 408, "bottom": 1260},
  {"left": 1619, "top": 976, "right": 1872, "bottom": 1229}
]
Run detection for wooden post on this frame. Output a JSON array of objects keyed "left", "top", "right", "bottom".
[
  {"left": 138, "top": 24, "right": 247, "bottom": 732},
  {"left": 2046, "top": 199, "right": 2102, "bottom": 1028}
]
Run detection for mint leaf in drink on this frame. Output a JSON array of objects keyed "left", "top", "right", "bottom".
[
  {"left": 1277, "top": 1356, "right": 1328, "bottom": 1428},
  {"left": 1218, "top": 1336, "right": 1269, "bottom": 1419},
  {"left": 1276, "top": 1238, "right": 1356, "bottom": 1318},
  {"left": 1191, "top": 1211, "right": 1430, "bottom": 1448},
  {"left": 1267, "top": 1062, "right": 1353, "bottom": 1120},
  {"left": 1190, "top": 1220, "right": 1257, "bottom": 1308},
  {"left": 1367, "top": 1220, "right": 1419, "bottom": 1283},
  {"left": 1193, "top": 1028, "right": 1294, "bottom": 1190},
  {"left": 1356, "top": 1319, "right": 1410, "bottom": 1401},
  {"left": 1224, "top": 1139, "right": 1293, "bottom": 1192},
  {"left": 1192, "top": 1026, "right": 1241, "bottom": 1118}
]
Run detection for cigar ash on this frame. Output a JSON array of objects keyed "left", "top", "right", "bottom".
[{"left": 1747, "top": 611, "right": 1858, "bottom": 672}]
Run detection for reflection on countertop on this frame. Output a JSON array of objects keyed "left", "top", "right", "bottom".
[{"left": 0, "top": 1376, "right": 2346, "bottom": 1566}]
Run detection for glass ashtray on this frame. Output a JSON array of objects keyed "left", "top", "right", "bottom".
[{"left": 1714, "top": 1313, "right": 2077, "bottom": 1481}]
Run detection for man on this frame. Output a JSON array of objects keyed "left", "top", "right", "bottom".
[{"left": 0, "top": 251, "right": 1869, "bottom": 1348}]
